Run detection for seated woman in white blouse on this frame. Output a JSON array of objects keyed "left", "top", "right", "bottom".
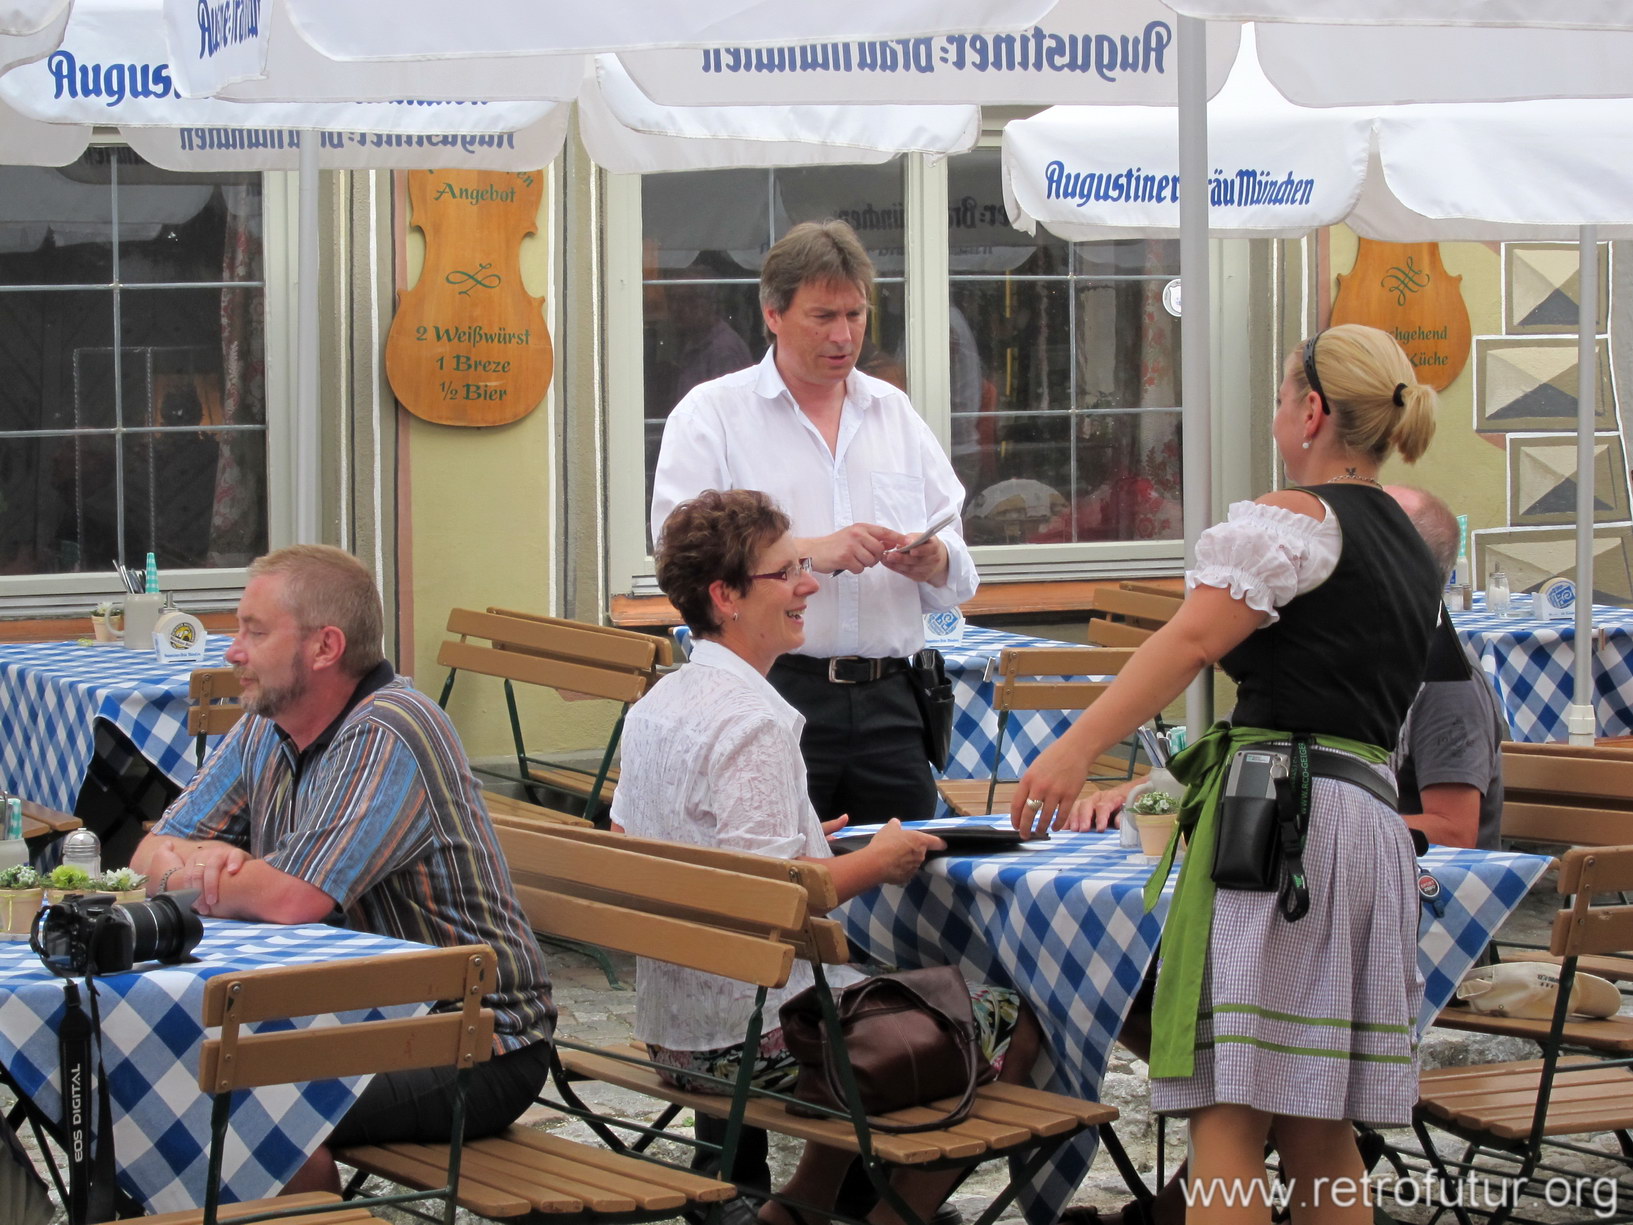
[{"left": 615, "top": 488, "right": 1040, "bottom": 1225}]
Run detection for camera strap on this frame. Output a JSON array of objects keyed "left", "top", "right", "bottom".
[{"left": 58, "top": 979, "right": 118, "bottom": 1224}]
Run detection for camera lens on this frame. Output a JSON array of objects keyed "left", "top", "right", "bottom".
[{"left": 118, "top": 891, "right": 203, "bottom": 965}]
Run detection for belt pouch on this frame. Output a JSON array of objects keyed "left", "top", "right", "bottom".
[{"left": 1211, "top": 747, "right": 1287, "bottom": 891}]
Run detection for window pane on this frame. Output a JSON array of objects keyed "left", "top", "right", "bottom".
[
  {"left": 0, "top": 290, "right": 117, "bottom": 431},
  {"left": 124, "top": 429, "right": 264, "bottom": 570},
  {"left": 949, "top": 146, "right": 1183, "bottom": 547},
  {"left": 0, "top": 165, "right": 116, "bottom": 286},
  {"left": 0, "top": 150, "right": 266, "bottom": 579},
  {"left": 0, "top": 433, "right": 116, "bottom": 574}
]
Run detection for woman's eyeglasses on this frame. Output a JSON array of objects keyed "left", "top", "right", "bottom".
[{"left": 749, "top": 557, "right": 814, "bottom": 584}]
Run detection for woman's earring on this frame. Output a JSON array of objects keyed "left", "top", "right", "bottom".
[
  {"left": 1301, "top": 440, "right": 1311, "bottom": 450},
  {"left": 732, "top": 612, "right": 740, "bottom": 621}
]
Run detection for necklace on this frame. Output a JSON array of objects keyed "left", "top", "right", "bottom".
[{"left": 1327, "top": 471, "right": 1381, "bottom": 487}]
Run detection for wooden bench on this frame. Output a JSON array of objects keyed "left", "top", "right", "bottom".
[
  {"left": 937, "top": 647, "right": 1149, "bottom": 817},
  {"left": 1414, "top": 846, "right": 1633, "bottom": 1207},
  {"left": 1498, "top": 741, "right": 1633, "bottom": 848},
  {"left": 18, "top": 797, "right": 81, "bottom": 846},
  {"left": 1084, "top": 584, "right": 1183, "bottom": 648},
  {"left": 492, "top": 822, "right": 1118, "bottom": 1225},
  {"left": 437, "top": 608, "right": 673, "bottom": 825}
]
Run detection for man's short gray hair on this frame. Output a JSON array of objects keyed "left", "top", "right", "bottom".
[
  {"left": 247, "top": 545, "right": 385, "bottom": 677},
  {"left": 1388, "top": 485, "right": 1459, "bottom": 584}
]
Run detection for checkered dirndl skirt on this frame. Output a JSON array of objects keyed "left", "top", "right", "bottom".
[{"left": 1151, "top": 758, "right": 1423, "bottom": 1125}]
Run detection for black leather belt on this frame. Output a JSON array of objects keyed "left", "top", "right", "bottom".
[
  {"left": 1261, "top": 742, "right": 1398, "bottom": 809},
  {"left": 775, "top": 654, "right": 910, "bottom": 684}
]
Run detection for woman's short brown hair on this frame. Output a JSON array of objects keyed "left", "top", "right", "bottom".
[{"left": 656, "top": 490, "right": 790, "bottom": 636}]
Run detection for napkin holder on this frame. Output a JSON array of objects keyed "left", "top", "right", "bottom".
[{"left": 153, "top": 608, "right": 208, "bottom": 663}]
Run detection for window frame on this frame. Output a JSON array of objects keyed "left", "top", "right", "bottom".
[
  {"left": 604, "top": 148, "right": 1198, "bottom": 600},
  {"left": 0, "top": 157, "right": 297, "bottom": 617}
]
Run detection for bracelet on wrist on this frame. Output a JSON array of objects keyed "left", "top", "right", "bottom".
[{"left": 156, "top": 866, "right": 180, "bottom": 893}]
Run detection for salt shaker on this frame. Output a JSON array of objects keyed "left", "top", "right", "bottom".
[
  {"left": 1485, "top": 567, "right": 1510, "bottom": 618},
  {"left": 60, "top": 829, "right": 101, "bottom": 879}
]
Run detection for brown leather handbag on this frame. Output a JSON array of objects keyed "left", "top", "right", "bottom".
[{"left": 778, "top": 966, "right": 995, "bottom": 1133}]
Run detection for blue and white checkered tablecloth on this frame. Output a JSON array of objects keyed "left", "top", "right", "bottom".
[
  {"left": 0, "top": 637, "right": 232, "bottom": 813},
  {"left": 1452, "top": 595, "right": 1633, "bottom": 743},
  {"left": 939, "top": 626, "right": 1091, "bottom": 784},
  {"left": 0, "top": 919, "right": 431, "bottom": 1214},
  {"left": 837, "top": 818, "right": 1552, "bottom": 1225}
]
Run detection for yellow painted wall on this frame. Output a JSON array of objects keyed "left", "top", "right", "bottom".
[
  {"left": 399, "top": 168, "right": 617, "bottom": 763},
  {"left": 1329, "top": 230, "right": 1508, "bottom": 556}
]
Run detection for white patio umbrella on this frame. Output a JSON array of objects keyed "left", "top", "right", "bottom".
[
  {"left": 1012, "top": 11, "right": 1633, "bottom": 738},
  {"left": 5, "top": 0, "right": 983, "bottom": 543}
]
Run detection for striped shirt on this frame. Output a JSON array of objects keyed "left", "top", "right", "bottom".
[{"left": 156, "top": 663, "right": 554, "bottom": 1052}]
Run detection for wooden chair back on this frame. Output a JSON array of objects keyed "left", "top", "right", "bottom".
[
  {"left": 1499, "top": 742, "right": 1633, "bottom": 847},
  {"left": 187, "top": 668, "right": 244, "bottom": 758},
  {"left": 193, "top": 945, "right": 495, "bottom": 1225},
  {"left": 1553, "top": 845, "right": 1633, "bottom": 960},
  {"left": 1091, "top": 584, "right": 1183, "bottom": 635},
  {"left": 199, "top": 945, "right": 495, "bottom": 1093},
  {"left": 494, "top": 822, "right": 848, "bottom": 985},
  {"left": 995, "top": 646, "right": 1134, "bottom": 713},
  {"left": 439, "top": 609, "right": 667, "bottom": 705}
]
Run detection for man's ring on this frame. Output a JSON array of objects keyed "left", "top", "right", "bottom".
[
  {"left": 195, "top": 861, "right": 206, "bottom": 867},
  {"left": 1026, "top": 798, "right": 1043, "bottom": 810}
]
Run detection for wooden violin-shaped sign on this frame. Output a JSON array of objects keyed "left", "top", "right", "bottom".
[
  {"left": 386, "top": 169, "right": 553, "bottom": 427},
  {"left": 1329, "top": 239, "right": 1471, "bottom": 391}
]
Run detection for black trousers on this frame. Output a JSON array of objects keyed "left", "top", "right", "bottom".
[
  {"left": 325, "top": 1038, "right": 553, "bottom": 1149},
  {"left": 767, "top": 661, "right": 937, "bottom": 826}
]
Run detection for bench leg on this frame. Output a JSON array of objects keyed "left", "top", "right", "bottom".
[{"left": 535, "top": 933, "right": 626, "bottom": 988}]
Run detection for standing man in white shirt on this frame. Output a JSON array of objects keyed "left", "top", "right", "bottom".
[{"left": 650, "top": 219, "right": 977, "bottom": 824}]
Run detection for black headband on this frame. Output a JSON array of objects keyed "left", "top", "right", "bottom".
[{"left": 1302, "top": 333, "right": 1331, "bottom": 416}]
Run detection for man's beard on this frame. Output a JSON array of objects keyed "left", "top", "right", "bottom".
[{"left": 240, "top": 667, "right": 309, "bottom": 718}]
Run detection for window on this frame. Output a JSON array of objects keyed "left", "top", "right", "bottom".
[
  {"left": 0, "top": 148, "right": 274, "bottom": 604},
  {"left": 605, "top": 145, "right": 1188, "bottom": 597},
  {"left": 948, "top": 148, "right": 1183, "bottom": 550}
]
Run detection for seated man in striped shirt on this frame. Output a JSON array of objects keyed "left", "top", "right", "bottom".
[{"left": 131, "top": 544, "right": 554, "bottom": 1195}]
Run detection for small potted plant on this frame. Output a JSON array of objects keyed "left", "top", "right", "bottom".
[
  {"left": 44, "top": 863, "right": 96, "bottom": 904},
  {"left": 1128, "top": 788, "right": 1181, "bottom": 857},
  {"left": 95, "top": 867, "right": 148, "bottom": 903},
  {"left": 0, "top": 864, "right": 43, "bottom": 937}
]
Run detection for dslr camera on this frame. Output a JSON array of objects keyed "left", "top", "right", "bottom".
[{"left": 31, "top": 890, "right": 203, "bottom": 977}]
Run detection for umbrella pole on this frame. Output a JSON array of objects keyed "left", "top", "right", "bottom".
[
  {"left": 296, "top": 139, "right": 321, "bottom": 544},
  {"left": 1179, "top": 15, "right": 1213, "bottom": 734},
  {"left": 1568, "top": 225, "right": 1598, "bottom": 745}
]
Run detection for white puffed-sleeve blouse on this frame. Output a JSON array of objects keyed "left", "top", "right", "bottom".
[{"left": 1186, "top": 497, "right": 1343, "bottom": 624}]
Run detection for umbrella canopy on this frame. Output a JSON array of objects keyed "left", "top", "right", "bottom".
[
  {"left": 0, "top": 0, "right": 65, "bottom": 75},
  {"left": 268, "top": 0, "right": 1058, "bottom": 60},
  {"left": 1165, "top": 3, "right": 1633, "bottom": 104},
  {"left": 619, "top": 0, "right": 1237, "bottom": 107},
  {"left": 0, "top": 0, "right": 978, "bottom": 173},
  {"left": 1004, "top": 31, "right": 1633, "bottom": 241}
]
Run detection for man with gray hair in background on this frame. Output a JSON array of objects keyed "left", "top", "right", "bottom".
[{"left": 1385, "top": 485, "right": 1508, "bottom": 850}]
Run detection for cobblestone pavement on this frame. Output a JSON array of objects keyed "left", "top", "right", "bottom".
[{"left": 11, "top": 867, "right": 1629, "bottom": 1225}]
